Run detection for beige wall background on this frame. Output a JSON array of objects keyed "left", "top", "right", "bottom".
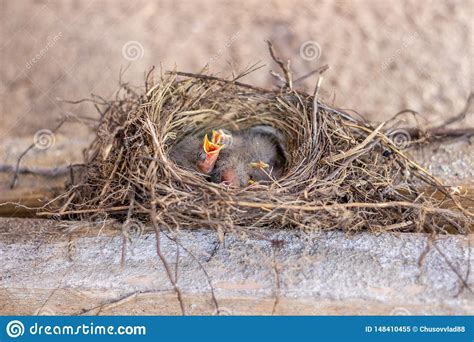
[{"left": 1, "top": 0, "right": 473, "bottom": 139}]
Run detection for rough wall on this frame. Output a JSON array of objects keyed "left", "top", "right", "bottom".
[{"left": 1, "top": 0, "right": 473, "bottom": 140}]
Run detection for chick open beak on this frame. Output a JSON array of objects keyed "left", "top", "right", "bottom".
[
  {"left": 212, "top": 129, "right": 233, "bottom": 146},
  {"left": 204, "top": 133, "right": 223, "bottom": 154},
  {"left": 196, "top": 134, "right": 224, "bottom": 174},
  {"left": 211, "top": 130, "right": 223, "bottom": 144}
]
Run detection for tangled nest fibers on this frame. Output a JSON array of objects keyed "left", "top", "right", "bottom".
[{"left": 50, "top": 67, "right": 473, "bottom": 234}]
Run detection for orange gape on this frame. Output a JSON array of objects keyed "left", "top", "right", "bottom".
[
  {"left": 212, "top": 129, "right": 233, "bottom": 146},
  {"left": 203, "top": 133, "right": 223, "bottom": 154},
  {"left": 212, "top": 130, "right": 223, "bottom": 145},
  {"left": 196, "top": 132, "right": 225, "bottom": 174}
]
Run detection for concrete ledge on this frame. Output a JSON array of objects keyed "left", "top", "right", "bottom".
[{"left": 0, "top": 218, "right": 472, "bottom": 315}]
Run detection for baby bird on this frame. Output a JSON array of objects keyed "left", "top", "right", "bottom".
[
  {"left": 169, "top": 126, "right": 287, "bottom": 188},
  {"left": 210, "top": 126, "right": 287, "bottom": 187},
  {"left": 169, "top": 130, "right": 229, "bottom": 174}
]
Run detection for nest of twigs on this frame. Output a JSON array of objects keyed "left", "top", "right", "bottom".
[{"left": 49, "top": 62, "right": 473, "bottom": 234}]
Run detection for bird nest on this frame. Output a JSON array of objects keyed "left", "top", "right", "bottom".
[{"left": 50, "top": 67, "right": 472, "bottom": 234}]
